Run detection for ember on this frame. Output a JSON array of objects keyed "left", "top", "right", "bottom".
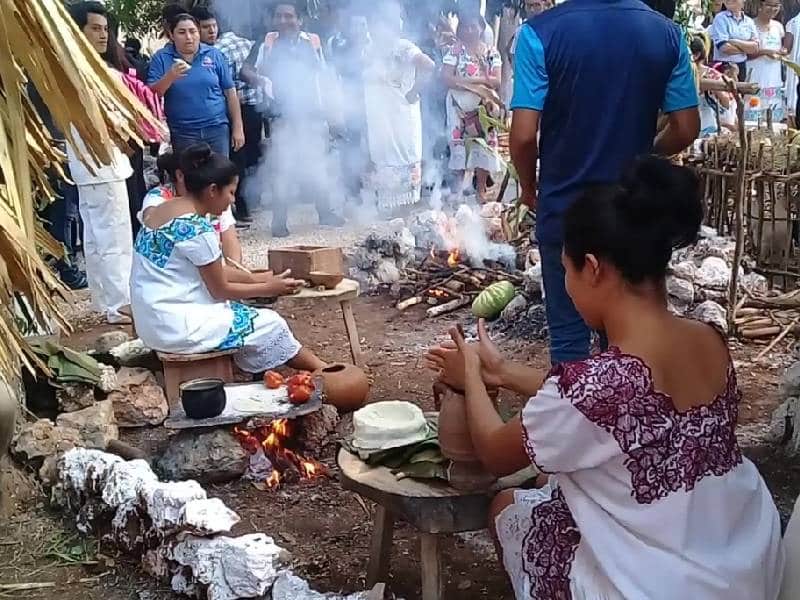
[{"left": 234, "top": 419, "right": 325, "bottom": 490}]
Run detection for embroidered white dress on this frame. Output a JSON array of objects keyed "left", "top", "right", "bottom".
[
  {"left": 130, "top": 213, "right": 301, "bottom": 372},
  {"left": 496, "top": 348, "right": 784, "bottom": 600}
]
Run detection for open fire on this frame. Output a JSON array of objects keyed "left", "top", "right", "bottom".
[{"left": 234, "top": 419, "right": 325, "bottom": 490}]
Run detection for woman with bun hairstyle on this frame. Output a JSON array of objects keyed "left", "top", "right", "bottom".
[
  {"left": 141, "top": 151, "right": 243, "bottom": 264},
  {"left": 131, "top": 143, "right": 325, "bottom": 374},
  {"left": 426, "top": 157, "right": 783, "bottom": 598}
]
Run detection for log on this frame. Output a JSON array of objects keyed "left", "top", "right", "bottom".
[
  {"left": 741, "top": 325, "right": 782, "bottom": 338},
  {"left": 397, "top": 296, "right": 424, "bottom": 311},
  {"left": 426, "top": 296, "right": 471, "bottom": 318},
  {"left": 754, "top": 317, "right": 800, "bottom": 361},
  {"left": 106, "top": 439, "right": 149, "bottom": 462},
  {"left": 444, "top": 280, "right": 466, "bottom": 293}
]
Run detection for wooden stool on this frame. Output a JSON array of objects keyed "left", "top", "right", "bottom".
[
  {"left": 338, "top": 448, "right": 490, "bottom": 600},
  {"left": 280, "top": 279, "right": 364, "bottom": 367},
  {"left": 157, "top": 349, "right": 238, "bottom": 409}
]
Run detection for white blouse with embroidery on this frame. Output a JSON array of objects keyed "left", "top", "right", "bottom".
[{"left": 496, "top": 348, "right": 784, "bottom": 600}]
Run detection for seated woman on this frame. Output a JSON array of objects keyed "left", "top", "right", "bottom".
[
  {"left": 141, "top": 151, "right": 244, "bottom": 264},
  {"left": 131, "top": 143, "right": 325, "bottom": 375},
  {"left": 426, "top": 157, "right": 784, "bottom": 598}
]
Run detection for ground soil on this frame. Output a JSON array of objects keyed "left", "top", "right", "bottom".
[{"left": 1, "top": 295, "right": 798, "bottom": 600}]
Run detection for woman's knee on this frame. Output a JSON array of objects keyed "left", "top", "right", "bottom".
[{"left": 488, "top": 488, "right": 517, "bottom": 538}]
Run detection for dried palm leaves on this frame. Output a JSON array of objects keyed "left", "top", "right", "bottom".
[{"left": 0, "top": 0, "right": 165, "bottom": 382}]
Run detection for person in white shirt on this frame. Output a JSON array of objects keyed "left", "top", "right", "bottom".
[
  {"left": 784, "top": 14, "right": 800, "bottom": 121},
  {"left": 67, "top": 1, "right": 134, "bottom": 325},
  {"left": 746, "top": 0, "right": 787, "bottom": 123}
]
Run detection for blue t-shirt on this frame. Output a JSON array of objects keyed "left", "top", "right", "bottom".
[
  {"left": 148, "top": 43, "right": 235, "bottom": 132},
  {"left": 511, "top": 0, "right": 697, "bottom": 245}
]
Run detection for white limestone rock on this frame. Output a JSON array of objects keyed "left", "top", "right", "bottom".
[
  {"left": 375, "top": 259, "right": 401, "bottom": 284},
  {"left": 669, "top": 260, "right": 696, "bottom": 282},
  {"left": 695, "top": 257, "right": 732, "bottom": 291},
  {"left": 666, "top": 276, "right": 694, "bottom": 308},
  {"left": 500, "top": 295, "right": 529, "bottom": 322},
  {"left": 691, "top": 300, "right": 728, "bottom": 335},
  {"left": 179, "top": 498, "right": 240, "bottom": 536},
  {"left": 101, "top": 459, "right": 158, "bottom": 509},
  {"left": 169, "top": 534, "right": 287, "bottom": 600},
  {"left": 59, "top": 448, "right": 123, "bottom": 497},
  {"left": 782, "top": 362, "right": 800, "bottom": 398},
  {"left": 143, "top": 480, "right": 207, "bottom": 531},
  {"left": 272, "top": 571, "right": 380, "bottom": 600}
]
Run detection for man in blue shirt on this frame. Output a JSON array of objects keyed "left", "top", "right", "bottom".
[
  {"left": 510, "top": 0, "right": 699, "bottom": 365},
  {"left": 148, "top": 14, "right": 244, "bottom": 157}
]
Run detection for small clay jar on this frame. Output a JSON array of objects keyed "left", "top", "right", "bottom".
[
  {"left": 313, "top": 363, "right": 370, "bottom": 412},
  {"left": 434, "top": 382, "right": 498, "bottom": 462}
]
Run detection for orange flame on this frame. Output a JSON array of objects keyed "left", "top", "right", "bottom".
[
  {"left": 233, "top": 418, "right": 325, "bottom": 490},
  {"left": 447, "top": 248, "right": 460, "bottom": 268},
  {"left": 266, "top": 469, "right": 281, "bottom": 488}
]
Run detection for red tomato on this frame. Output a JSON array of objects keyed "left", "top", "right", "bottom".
[
  {"left": 288, "top": 383, "right": 313, "bottom": 404},
  {"left": 264, "top": 371, "right": 285, "bottom": 389}
]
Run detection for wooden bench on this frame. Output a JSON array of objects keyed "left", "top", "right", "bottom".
[
  {"left": 157, "top": 349, "right": 238, "bottom": 409},
  {"left": 338, "top": 448, "right": 491, "bottom": 600}
]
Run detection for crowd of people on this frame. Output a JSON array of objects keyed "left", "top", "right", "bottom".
[
  {"left": 694, "top": 0, "right": 800, "bottom": 135},
  {"left": 30, "top": 0, "right": 794, "bottom": 598}
]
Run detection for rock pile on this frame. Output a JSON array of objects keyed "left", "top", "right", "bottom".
[
  {"left": 53, "top": 448, "right": 380, "bottom": 600},
  {"left": 666, "top": 227, "right": 767, "bottom": 334}
]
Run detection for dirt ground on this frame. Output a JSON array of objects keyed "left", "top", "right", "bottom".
[{"left": 1, "top": 294, "right": 798, "bottom": 600}]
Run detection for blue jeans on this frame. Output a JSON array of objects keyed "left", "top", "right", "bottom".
[
  {"left": 540, "top": 242, "right": 595, "bottom": 365},
  {"left": 170, "top": 123, "right": 230, "bottom": 158}
]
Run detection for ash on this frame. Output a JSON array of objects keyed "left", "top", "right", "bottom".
[{"left": 489, "top": 303, "right": 549, "bottom": 342}]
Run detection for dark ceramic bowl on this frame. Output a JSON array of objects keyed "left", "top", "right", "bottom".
[{"left": 180, "top": 378, "right": 226, "bottom": 419}]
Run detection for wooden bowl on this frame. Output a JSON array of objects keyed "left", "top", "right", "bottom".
[{"left": 308, "top": 271, "right": 343, "bottom": 290}]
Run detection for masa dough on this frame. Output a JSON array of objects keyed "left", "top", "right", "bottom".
[{"left": 352, "top": 401, "right": 428, "bottom": 450}]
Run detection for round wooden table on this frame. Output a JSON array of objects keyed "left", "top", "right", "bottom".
[{"left": 337, "top": 448, "right": 491, "bottom": 600}]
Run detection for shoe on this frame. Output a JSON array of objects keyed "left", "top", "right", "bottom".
[
  {"left": 318, "top": 211, "right": 345, "bottom": 227},
  {"left": 107, "top": 313, "right": 132, "bottom": 325},
  {"left": 59, "top": 267, "right": 88, "bottom": 291},
  {"left": 234, "top": 222, "right": 251, "bottom": 231},
  {"left": 271, "top": 224, "right": 290, "bottom": 238}
]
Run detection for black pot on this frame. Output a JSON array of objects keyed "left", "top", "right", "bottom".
[{"left": 180, "top": 378, "right": 226, "bottom": 419}]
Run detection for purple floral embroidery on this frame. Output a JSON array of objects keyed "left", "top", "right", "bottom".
[
  {"left": 523, "top": 486, "right": 580, "bottom": 599},
  {"left": 552, "top": 348, "right": 743, "bottom": 504}
]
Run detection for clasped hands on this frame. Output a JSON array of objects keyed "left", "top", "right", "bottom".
[{"left": 424, "top": 319, "right": 507, "bottom": 391}]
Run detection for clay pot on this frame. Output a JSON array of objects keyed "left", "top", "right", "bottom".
[
  {"left": 313, "top": 363, "right": 369, "bottom": 412},
  {"left": 434, "top": 382, "right": 499, "bottom": 463}
]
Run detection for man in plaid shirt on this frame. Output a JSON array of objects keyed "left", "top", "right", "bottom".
[{"left": 215, "top": 21, "right": 264, "bottom": 224}]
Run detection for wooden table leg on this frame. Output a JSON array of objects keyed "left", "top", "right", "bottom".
[
  {"left": 340, "top": 299, "right": 364, "bottom": 367},
  {"left": 366, "top": 505, "right": 394, "bottom": 588},
  {"left": 420, "top": 533, "right": 443, "bottom": 600}
]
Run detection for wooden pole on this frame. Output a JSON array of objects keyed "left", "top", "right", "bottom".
[{"left": 727, "top": 80, "right": 748, "bottom": 333}]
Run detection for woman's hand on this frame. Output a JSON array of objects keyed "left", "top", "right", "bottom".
[
  {"left": 425, "top": 319, "right": 506, "bottom": 389},
  {"left": 262, "top": 270, "right": 304, "bottom": 297},
  {"left": 232, "top": 125, "right": 246, "bottom": 152},
  {"left": 170, "top": 59, "right": 191, "bottom": 80}
]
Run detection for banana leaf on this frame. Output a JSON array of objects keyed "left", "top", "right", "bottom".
[
  {"left": 478, "top": 105, "right": 509, "bottom": 134},
  {"left": 781, "top": 57, "right": 800, "bottom": 78},
  {"left": 392, "top": 461, "right": 449, "bottom": 481}
]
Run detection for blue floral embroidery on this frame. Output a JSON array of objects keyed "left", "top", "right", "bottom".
[
  {"left": 135, "top": 215, "right": 215, "bottom": 267},
  {"left": 217, "top": 302, "right": 258, "bottom": 350}
]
